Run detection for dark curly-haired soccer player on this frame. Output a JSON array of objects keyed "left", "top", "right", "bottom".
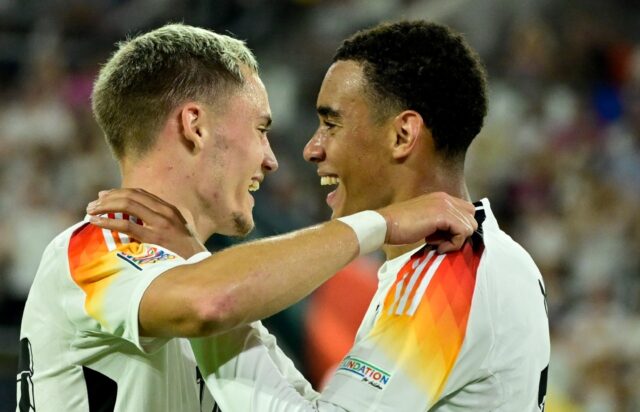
[
  {"left": 90, "top": 20, "right": 549, "bottom": 411},
  {"left": 297, "top": 21, "right": 550, "bottom": 411}
]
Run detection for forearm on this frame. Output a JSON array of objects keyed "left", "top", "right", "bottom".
[
  {"left": 199, "top": 220, "right": 358, "bottom": 329},
  {"left": 91, "top": 189, "right": 477, "bottom": 338},
  {"left": 190, "top": 324, "right": 346, "bottom": 412},
  {"left": 141, "top": 220, "right": 360, "bottom": 336}
]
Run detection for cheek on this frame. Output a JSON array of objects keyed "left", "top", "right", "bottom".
[
  {"left": 196, "top": 149, "right": 227, "bottom": 195},
  {"left": 243, "top": 140, "right": 265, "bottom": 174}
]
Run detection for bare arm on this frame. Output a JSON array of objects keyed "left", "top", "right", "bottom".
[
  {"left": 142, "top": 220, "right": 357, "bottom": 337},
  {"left": 87, "top": 189, "right": 476, "bottom": 338}
]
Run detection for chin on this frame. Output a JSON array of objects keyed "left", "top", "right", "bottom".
[
  {"left": 331, "top": 202, "right": 353, "bottom": 219},
  {"left": 334, "top": 202, "right": 370, "bottom": 219},
  {"left": 231, "top": 211, "right": 255, "bottom": 237}
]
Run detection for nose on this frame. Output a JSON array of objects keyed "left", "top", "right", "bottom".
[
  {"left": 303, "top": 132, "right": 325, "bottom": 163},
  {"left": 262, "top": 137, "right": 279, "bottom": 174}
]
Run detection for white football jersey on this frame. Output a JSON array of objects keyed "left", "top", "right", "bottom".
[
  {"left": 321, "top": 199, "right": 550, "bottom": 411},
  {"left": 195, "top": 199, "right": 550, "bottom": 411},
  {"left": 17, "top": 214, "right": 217, "bottom": 412}
]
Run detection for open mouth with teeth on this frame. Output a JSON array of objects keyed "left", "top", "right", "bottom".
[
  {"left": 248, "top": 180, "right": 260, "bottom": 192},
  {"left": 320, "top": 175, "right": 341, "bottom": 209},
  {"left": 320, "top": 176, "right": 340, "bottom": 186}
]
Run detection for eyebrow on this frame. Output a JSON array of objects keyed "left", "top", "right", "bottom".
[{"left": 317, "top": 105, "right": 342, "bottom": 120}]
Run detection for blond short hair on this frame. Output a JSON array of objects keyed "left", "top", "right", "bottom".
[{"left": 92, "top": 23, "right": 258, "bottom": 159}]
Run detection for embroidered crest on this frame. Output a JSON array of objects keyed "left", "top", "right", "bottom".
[{"left": 117, "top": 246, "right": 176, "bottom": 270}]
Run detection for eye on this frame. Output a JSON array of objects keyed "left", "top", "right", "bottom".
[
  {"left": 258, "top": 127, "right": 270, "bottom": 138},
  {"left": 322, "top": 120, "right": 337, "bottom": 130}
]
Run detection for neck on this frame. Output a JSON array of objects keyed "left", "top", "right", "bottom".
[
  {"left": 382, "top": 160, "right": 469, "bottom": 261},
  {"left": 119, "top": 154, "right": 214, "bottom": 243}
]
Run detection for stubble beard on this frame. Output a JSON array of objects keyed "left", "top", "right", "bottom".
[{"left": 232, "top": 211, "right": 254, "bottom": 237}]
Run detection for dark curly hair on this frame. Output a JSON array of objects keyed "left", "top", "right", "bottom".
[{"left": 334, "top": 20, "right": 488, "bottom": 162}]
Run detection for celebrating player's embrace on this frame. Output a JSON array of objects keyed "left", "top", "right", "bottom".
[{"left": 18, "top": 20, "right": 549, "bottom": 412}]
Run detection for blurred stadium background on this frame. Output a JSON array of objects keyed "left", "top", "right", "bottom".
[{"left": 1, "top": 0, "right": 639, "bottom": 410}]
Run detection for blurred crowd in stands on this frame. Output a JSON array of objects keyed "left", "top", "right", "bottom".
[{"left": 0, "top": 0, "right": 638, "bottom": 410}]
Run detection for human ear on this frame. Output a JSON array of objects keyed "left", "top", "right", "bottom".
[
  {"left": 391, "top": 110, "right": 424, "bottom": 160},
  {"left": 180, "top": 103, "right": 205, "bottom": 154}
]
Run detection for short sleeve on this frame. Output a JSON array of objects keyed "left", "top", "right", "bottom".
[{"left": 67, "top": 223, "right": 188, "bottom": 352}]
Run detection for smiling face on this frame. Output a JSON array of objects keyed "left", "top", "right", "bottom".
[
  {"left": 303, "top": 60, "right": 395, "bottom": 218},
  {"left": 197, "top": 71, "right": 278, "bottom": 236}
]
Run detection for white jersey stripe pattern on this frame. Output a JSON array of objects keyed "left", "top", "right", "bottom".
[
  {"left": 407, "top": 253, "right": 445, "bottom": 316},
  {"left": 115, "top": 213, "right": 130, "bottom": 244},
  {"left": 394, "top": 250, "right": 435, "bottom": 315},
  {"left": 102, "top": 227, "right": 117, "bottom": 251}
]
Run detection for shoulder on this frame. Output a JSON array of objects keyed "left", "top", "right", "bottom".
[
  {"left": 472, "top": 200, "right": 547, "bottom": 333},
  {"left": 380, "top": 241, "right": 484, "bottom": 325},
  {"left": 478, "top": 224, "right": 549, "bottom": 350},
  {"left": 25, "top": 220, "right": 90, "bottom": 286},
  {"left": 473, "top": 199, "right": 543, "bottom": 290},
  {"left": 481, "top": 227, "right": 543, "bottom": 291},
  {"left": 68, "top": 220, "right": 181, "bottom": 286}
]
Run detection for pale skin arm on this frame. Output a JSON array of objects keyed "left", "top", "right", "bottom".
[{"left": 86, "top": 189, "right": 476, "bottom": 338}]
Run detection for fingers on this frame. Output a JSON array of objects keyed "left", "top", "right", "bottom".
[
  {"left": 88, "top": 195, "right": 160, "bottom": 225},
  {"left": 428, "top": 196, "right": 477, "bottom": 254},
  {"left": 449, "top": 207, "right": 476, "bottom": 238},
  {"left": 452, "top": 207, "right": 477, "bottom": 238},
  {"left": 379, "top": 191, "right": 479, "bottom": 247},
  {"left": 436, "top": 232, "right": 466, "bottom": 254},
  {"left": 89, "top": 214, "right": 146, "bottom": 240},
  {"left": 92, "top": 188, "right": 171, "bottom": 214},
  {"left": 445, "top": 198, "right": 477, "bottom": 232},
  {"left": 432, "top": 215, "right": 469, "bottom": 254},
  {"left": 86, "top": 188, "right": 207, "bottom": 258},
  {"left": 87, "top": 188, "right": 183, "bottom": 225}
]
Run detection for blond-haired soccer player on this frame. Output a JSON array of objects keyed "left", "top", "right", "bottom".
[
  {"left": 17, "top": 23, "right": 476, "bottom": 411},
  {"left": 90, "top": 21, "right": 550, "bottom": 411}
]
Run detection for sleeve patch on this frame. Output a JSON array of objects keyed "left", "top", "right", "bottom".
[
  {"left": 337, "top": 356, "right": 391, "bottom": 390},
  {"left": 68, "top": 223, "right": 177, "bottom": 331},
  {"left": 117, "top": 246, "right": 176, "bottom": 268}
]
